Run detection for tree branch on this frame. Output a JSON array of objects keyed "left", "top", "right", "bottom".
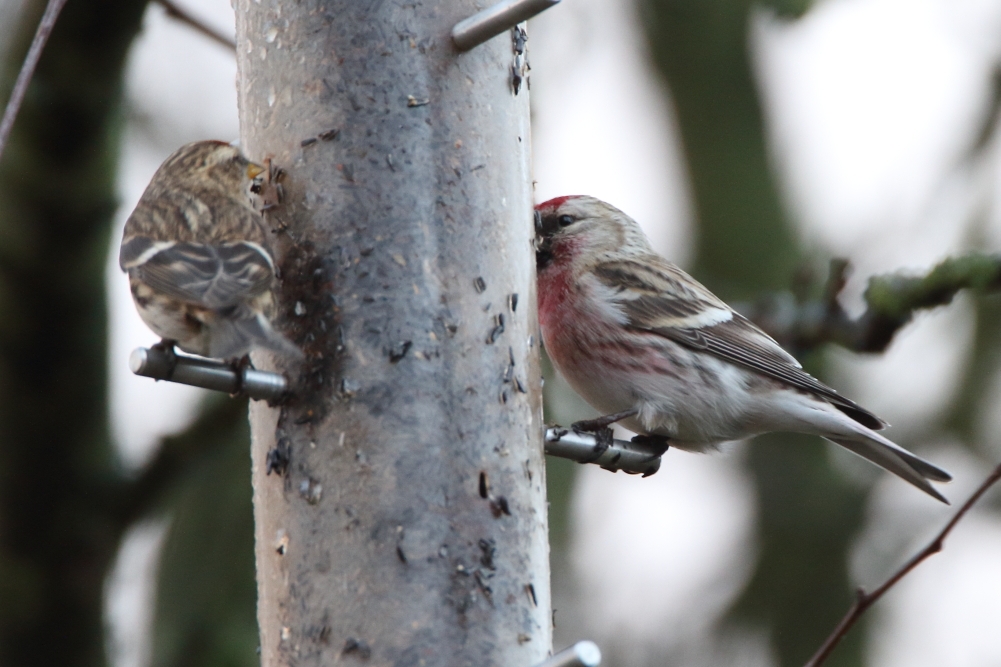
[
  {"left": 153, "top": 0, "right": 235, "bottom": 51},
  {"left": 804, "top": 462, "right": 1001, "bottom": 667},
  {"left": 115, "top": 397, "right": 247, "bottom": 526},
  {"left": 0, "top": 0, "right": 68, "bottom": 163},
  {"left": 741, "top": 254, "right": 1001, "bottom": 355}
]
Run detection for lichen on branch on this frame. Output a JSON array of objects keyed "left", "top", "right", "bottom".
[{"left": 739, "top": 253, "right": 1001, "bottom": 355}]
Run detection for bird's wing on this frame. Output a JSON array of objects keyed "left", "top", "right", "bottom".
[
  {"left": 120, "top": 236, "right": 275, "bottom": 310},
  {"left": 592, "top": 258, "right": 886, "bottom": 430}
]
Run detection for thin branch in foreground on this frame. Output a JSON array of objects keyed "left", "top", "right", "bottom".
[
  {"left": 154, "top": 0, "right": 236, "bottom": 51},
  {"left": 804, "top": 462, "right": 1001, "bottom": 667},
  {"left": 0, "top": 0, "right": 68, "bottom": 164}
]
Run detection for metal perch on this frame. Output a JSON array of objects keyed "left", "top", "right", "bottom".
[
  {"left": 532, "top": 641, "right": 602, "bottom": 667},
  {"left": 130, "top": 345, "right": 666, "bottom": 474},
  {"left": 129, "top": 346, "right": 288, "bottom": 402},
  {"left": 452, "top": 0, "right": 561, "bottom": 51},
  {"left": 544, "top": 427, "right": 663, "bottom": 476}
]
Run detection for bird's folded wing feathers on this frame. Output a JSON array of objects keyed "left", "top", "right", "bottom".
[
  {"left": 593, "top": 259, "right": 887, "bottom": 431},
  {"left": 121, "top": 237, "right": 275, "bottom": 309}
]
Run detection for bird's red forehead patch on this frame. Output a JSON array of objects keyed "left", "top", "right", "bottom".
[{"left": 536, "top": 195, "right": 580, "bottom": 211}]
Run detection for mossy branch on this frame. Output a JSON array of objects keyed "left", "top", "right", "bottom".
[{"left": 740, "top": 254, "right": 1001, "bottom": 355}]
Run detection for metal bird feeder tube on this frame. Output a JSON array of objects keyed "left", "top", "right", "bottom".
[
  {"left": 451, "top": 0, "right": 560, "bottom": 51},
  {"left": 544, "top": 428, "right": 663, "bottom": 476},
  {"left": 237, "top": 0, "right": 551, "bottom": 660},
  {"left": 533, "top": 641, "right": 602, "bottom": 667},
  {"left": 129, "top": 346, "right": 288, "bottom": 402}
]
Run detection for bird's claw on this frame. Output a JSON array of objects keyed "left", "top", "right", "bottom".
[
  {"left": 150, "top": 339, "right": 178, "bottom": 378},
  {"left": 571, "top": 410, "right": 638, "bottom": 464},
  {"left": 578, "top": 426, "right": 614, "bottom": 464},
  {"left": 150, "top": 338, "right": 176, "bottom": 353},
  {"left": 229, "top": 354, "right": 255, "bottom": 396},
  {"left": 251, "top": 157, "right": 285, "bottom": 213},
  {"left": 630, "top": 434, "right": 670, "bottom": 458}
]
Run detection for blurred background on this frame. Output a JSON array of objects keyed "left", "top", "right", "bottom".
[{"left": 1, "top": 0, "right": 1000, "bottom": 666}]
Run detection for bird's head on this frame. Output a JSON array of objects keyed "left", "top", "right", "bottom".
[
  {"left": 534, "top": 195, "right": 652, "bottom": 271},
  {"left": 156, "top": 140, "right": 267, "bottom": 199}
]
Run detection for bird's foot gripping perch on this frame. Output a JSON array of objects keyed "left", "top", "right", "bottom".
[
  {"left": 149, "top": 338, "right": 179, "bottom": 377},
  {"left": 544, "top": 423, "right": 665, "bottom": 477},
  {"left": 229, "top": 354, "right": 255, "bottom": 396},
  {"left": 569, "top": 409, "right": 639, "bottom": 462},
  {"left": 630, "top": 434, "right": 670, "bottom": 457}
]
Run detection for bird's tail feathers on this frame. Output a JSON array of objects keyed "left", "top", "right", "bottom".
[
  {"left": 208, "top": 314, "right": 303, "bottom": 361},
  {"left": 780, "top": 397, "right": 951, "bottom": 503},
  {"left": 824, "top": 436, "right": 949, "bottom": 504}
]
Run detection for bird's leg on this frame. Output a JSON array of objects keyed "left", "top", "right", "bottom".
[
  {"left": 571, "top": 409, "right": 638, "bottom": 463},
  {"left": 571, "top": 409, "right": 638, "bottom": 434},
  {"left": 631, "top": 434, "right": 670, "bottom": 457}
]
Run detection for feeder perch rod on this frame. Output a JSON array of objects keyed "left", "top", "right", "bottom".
[
  {"left": 129, "top": 346, "right": 288, "bottom": 402},
  {"left": 452, "top": 0, "right": 560, "bottom": 51},
  {"left": 544, "top": 427, "right": 662, "bottom": 477}
]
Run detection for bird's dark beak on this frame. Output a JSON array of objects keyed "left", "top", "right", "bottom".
[
  {"left": 534, "top": 209, "right": 554, "bottom": 269},
  {"left": 535, "top": 209, "right": 563, "bottom": 238}
]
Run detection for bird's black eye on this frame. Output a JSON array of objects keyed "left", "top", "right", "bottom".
[
  {"left": 249, "top": 183, "right": 263, "bottom": 194},
  {"left": 558, "top": 214, "right": 575, "bottom": 227}
]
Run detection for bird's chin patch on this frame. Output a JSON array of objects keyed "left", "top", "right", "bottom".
[
  {"left": 534, "top": 233, "right": 555, "bottom": 270},
  {"left": 536, "top": 247, "right": 553, "bottom": 270}
]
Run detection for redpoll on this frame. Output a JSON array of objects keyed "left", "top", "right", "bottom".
[
  {"left": 535, "top": 195, "right": 950, "bottom": 502},
  {"left": 119, "top": 140, "right": 298, "bottom": 360}
]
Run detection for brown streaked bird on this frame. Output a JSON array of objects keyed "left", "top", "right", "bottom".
[
  {"left": 119, "top": 140, "right": 299, "bottom": 360},
  {"left": 535, "top": 195, "right": 951, "bottom": 502}
]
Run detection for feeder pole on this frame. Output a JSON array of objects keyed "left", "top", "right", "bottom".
[{"left": 234, "top": 1, "right": 554, "bottom": 664}]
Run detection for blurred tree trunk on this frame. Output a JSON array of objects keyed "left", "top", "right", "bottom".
[
  {"left": 640, "top": 2, "right": 868, "bottom": 666},
  {"left": 235, "top": 2, "right": 550, "bottom": 665},
  {"left": 151, "top": 398, "right": 259, "bottom": 667},
  {"left": 0, "top": 0, "right": 148, "bottom": 665}
]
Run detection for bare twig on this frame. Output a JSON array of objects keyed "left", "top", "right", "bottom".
[
  {"left": 154, "top": 0, "right": 236, "bottom": 51},
  {"left": 0, "top": 0, "right": 68, "bottom": 164},
  {"left": 741, "top": 255, "right": 1001, "bottom": 355},
  {"left": 804, "top": 462, "right": 1001, "bottom": 667}
]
